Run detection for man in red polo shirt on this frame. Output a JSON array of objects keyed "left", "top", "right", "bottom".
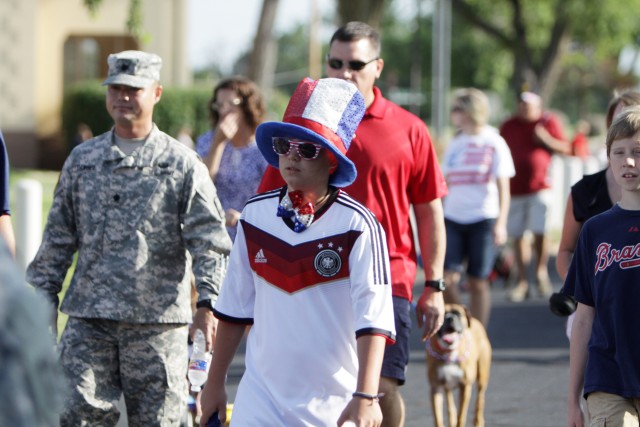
[
  {"left": 500, "top": 92, "right": 569, "bottom": 302},
  {"left": 258, "top": 21, "right": 448, "bottom": 426}
]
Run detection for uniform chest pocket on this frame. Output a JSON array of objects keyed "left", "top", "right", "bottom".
[
  {"left": 74, "top": 168, "right": 106, "bottom": 226},
  {"left": 134, "top": 167, "right": 183, "bottom": 239}
]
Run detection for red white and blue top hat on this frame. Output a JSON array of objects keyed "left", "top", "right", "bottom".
[{"left": 256, "top": 77, "right": 365, "bottom": 187}]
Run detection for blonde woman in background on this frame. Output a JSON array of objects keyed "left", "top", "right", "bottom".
[{"left": 441, "top": 88, "right": 515, "bottom": 326}]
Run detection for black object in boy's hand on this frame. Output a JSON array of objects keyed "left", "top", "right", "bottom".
[
  {"left": 206, "top": 412, "right": 222, "bottom": 427},
  {"left": 549, "top": 292, "right": 577, "bottom": 317}
]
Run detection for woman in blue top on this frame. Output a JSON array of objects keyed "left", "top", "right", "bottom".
[{"left": 196, "top": 77, "right": 268, "bottom": 241}]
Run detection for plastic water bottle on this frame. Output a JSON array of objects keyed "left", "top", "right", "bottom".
[{"left": 188, "top": 329, "right": 212, "bottom": 392}]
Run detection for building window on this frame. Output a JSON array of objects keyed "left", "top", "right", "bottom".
[{"left": 63, "top": 36, "right": 100, "bottom": 89}]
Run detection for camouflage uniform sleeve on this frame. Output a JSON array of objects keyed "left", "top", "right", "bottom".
[
  {"left": 25, "top": 156, "right": 78, "bottom": 309},
  {"left": 181, "top": 158, "right": 232, "bottom": 303}
]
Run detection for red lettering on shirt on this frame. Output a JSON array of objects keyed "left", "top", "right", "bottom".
[{"left": 595, "top": 242, "right": 640, "bottom": 274}]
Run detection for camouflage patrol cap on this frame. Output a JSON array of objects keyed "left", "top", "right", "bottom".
[{"left": 102, "top": 50, "right": 162, "bottom": 88}]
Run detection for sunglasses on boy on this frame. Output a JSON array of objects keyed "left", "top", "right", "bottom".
[
  {"left": 326, "top": 56, "right": 379, "bottom": 71},
  {"left": 272, "top": 137, "right": 323, "bottom": 160}
]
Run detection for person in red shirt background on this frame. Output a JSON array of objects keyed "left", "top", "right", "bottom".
[
  {"left": 570, "top": 119, "right": 591, "bottom": 159},
  {"left": 258, "top": 21, "right": 448, "bottom": 426},
  {"left": 500, "top": 91, "right": 570, "bottom": 302}
]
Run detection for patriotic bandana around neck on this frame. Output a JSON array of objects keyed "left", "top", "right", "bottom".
[{"left": 277, "top": 190, "right": 314, "bottom": 232}]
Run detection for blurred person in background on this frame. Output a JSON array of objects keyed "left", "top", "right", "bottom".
[
  {"left": 441, "top": 88, "right": 515, "bottom": 327},
  {"left": 70, "top": 122, "right": 94, "bottom": 151},
  {"left": 570, "top": 119, "right": 591, "bottom": 159},
  {"left": 196, "top": 76, "right": 268, "bottom": 241},
  {"left": 176, "top": 124, "right": 195, "bottom": 150},
  {"left": 0, "top": 130, "right": 15, "bottom": 256},
  {"left": 0, "top": 236, "right": 62, "bottom": 427},
  {"left": 500, "top": 91, "right": 570, "bottom": 302},
  {"left": 551, "top": 89, "right": 640, "bottom": 336}
]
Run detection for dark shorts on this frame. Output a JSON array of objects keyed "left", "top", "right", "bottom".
[
  {"left": 444, "top": 218, "right": 496, "bottom": 279},
  {"left": 380, "top": 296, "right": 411, "bottom": 385}
]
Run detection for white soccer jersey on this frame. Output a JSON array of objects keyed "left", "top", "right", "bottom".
[{"left": 214, "top": 187, "right": 395, "bottom": 426}]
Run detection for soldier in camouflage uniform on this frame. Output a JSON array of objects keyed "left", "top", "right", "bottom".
[{"left": 26, "top": 50, "right": 232, "bottom": 427}]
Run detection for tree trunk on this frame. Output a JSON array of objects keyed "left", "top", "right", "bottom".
[
  {"left": 249, "top": 0, "right": 280, "bottom": 99},
  {"left": 538, "top": 35, "right": 571, "bottom": 104},
  {"left": 452, "top": 0, "right": 571, "bottom": 102}
]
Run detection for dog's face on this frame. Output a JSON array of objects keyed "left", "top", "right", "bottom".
[{"left": 435, "top": 304, "right": 471, "bottom": 351}]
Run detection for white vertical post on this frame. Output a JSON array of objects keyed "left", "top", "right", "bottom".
[
  {"left": 14, "top": 179, "right": 42, "bottom": 274},
  {"left": 431, "top": 0, "right": 451, "bottom": 145}
]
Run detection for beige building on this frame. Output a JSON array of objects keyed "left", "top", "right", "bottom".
[{"left": 0, "top": 0, "right": 190, "bottom": 168}]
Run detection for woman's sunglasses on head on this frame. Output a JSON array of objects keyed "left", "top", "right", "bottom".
[{"left": 272, "top": 137, "right": 323, "bottom": 160}]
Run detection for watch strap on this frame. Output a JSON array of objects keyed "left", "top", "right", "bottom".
[
  {"left": 424, "top": 279, "right": 446, "bottom": 291},
  {"left": 196, "top": 299, "right": 215, "bottom": 312}
]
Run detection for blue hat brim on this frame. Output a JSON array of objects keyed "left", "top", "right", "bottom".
[{"left": 256, "top": 122, "right": 357, "bottom": 188}]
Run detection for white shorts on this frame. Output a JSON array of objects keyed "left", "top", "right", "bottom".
[{"left": 507, "top": 190, "right": 551, "bottom": 237}]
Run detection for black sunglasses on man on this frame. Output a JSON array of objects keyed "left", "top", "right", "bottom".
[{"left": 326, "top": 55, "right": 379, "bottom": 72}]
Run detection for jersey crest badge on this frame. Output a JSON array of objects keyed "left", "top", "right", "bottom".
[{"left": 314, "top": 249, "right": 342, "bottom": 277}]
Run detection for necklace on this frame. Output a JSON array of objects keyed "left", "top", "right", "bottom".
[{"left": 314, "top": 191, "right": 333, "bottom": 211}]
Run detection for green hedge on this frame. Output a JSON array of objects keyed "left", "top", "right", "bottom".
[{"left": 61, "top": 81, "right": 212, "bottom": 152}]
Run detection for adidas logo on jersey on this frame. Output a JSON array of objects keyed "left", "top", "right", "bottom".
[
  {"left": 629, "top": 226, "right": 639, "bottom": 232},
  {"left": 255, "top": 249, "right": 267, "bottom": 263}
]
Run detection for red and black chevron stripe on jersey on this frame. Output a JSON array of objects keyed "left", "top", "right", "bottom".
[{"left": 241, "top": 219, "right": 363, "bottom": 294}]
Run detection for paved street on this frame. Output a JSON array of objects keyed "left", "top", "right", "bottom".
[{"left": 402, "top": 268, "right": 570, "bottom": 427}]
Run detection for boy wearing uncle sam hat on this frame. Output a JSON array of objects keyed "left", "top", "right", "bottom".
[{"left": 201, "top": 77, "right": 396, "bottom": 427}]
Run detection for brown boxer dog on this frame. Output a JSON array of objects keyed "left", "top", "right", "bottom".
[{"left": 425, "top": 304, "right": 492, "bottom": 427}]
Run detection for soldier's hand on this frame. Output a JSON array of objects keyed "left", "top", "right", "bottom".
[{"left": 193, "top": 308, "right": 217, "bottom": 353}]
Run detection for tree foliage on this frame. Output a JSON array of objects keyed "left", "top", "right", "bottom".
[
  {"left": 336, "top": 0, "right": 388, "bottom": 27},
  {"left": 248, "top": 0, "right": 279, "bottom": 94},
  {"left": 82, "top": 0, "right": 142, "bottom": 37},
  {"left": 451, "top": 0, "right": 640, "bottom": 101}
]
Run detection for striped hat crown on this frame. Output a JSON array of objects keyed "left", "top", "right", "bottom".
[{"left": 256, "top": 77, "right": 366, "bottom": 187}]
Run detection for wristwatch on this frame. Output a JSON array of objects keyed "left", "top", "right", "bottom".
[
  {"left": 425, "top": 279, "right": 446, "bottom": 292},
  {"left": 196, "top": 298, "right": 215, "bottom": 312}
]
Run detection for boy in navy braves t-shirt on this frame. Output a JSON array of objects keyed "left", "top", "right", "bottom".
[{"left": 567, "top": 107, "right": 640, "bottom": 426}]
